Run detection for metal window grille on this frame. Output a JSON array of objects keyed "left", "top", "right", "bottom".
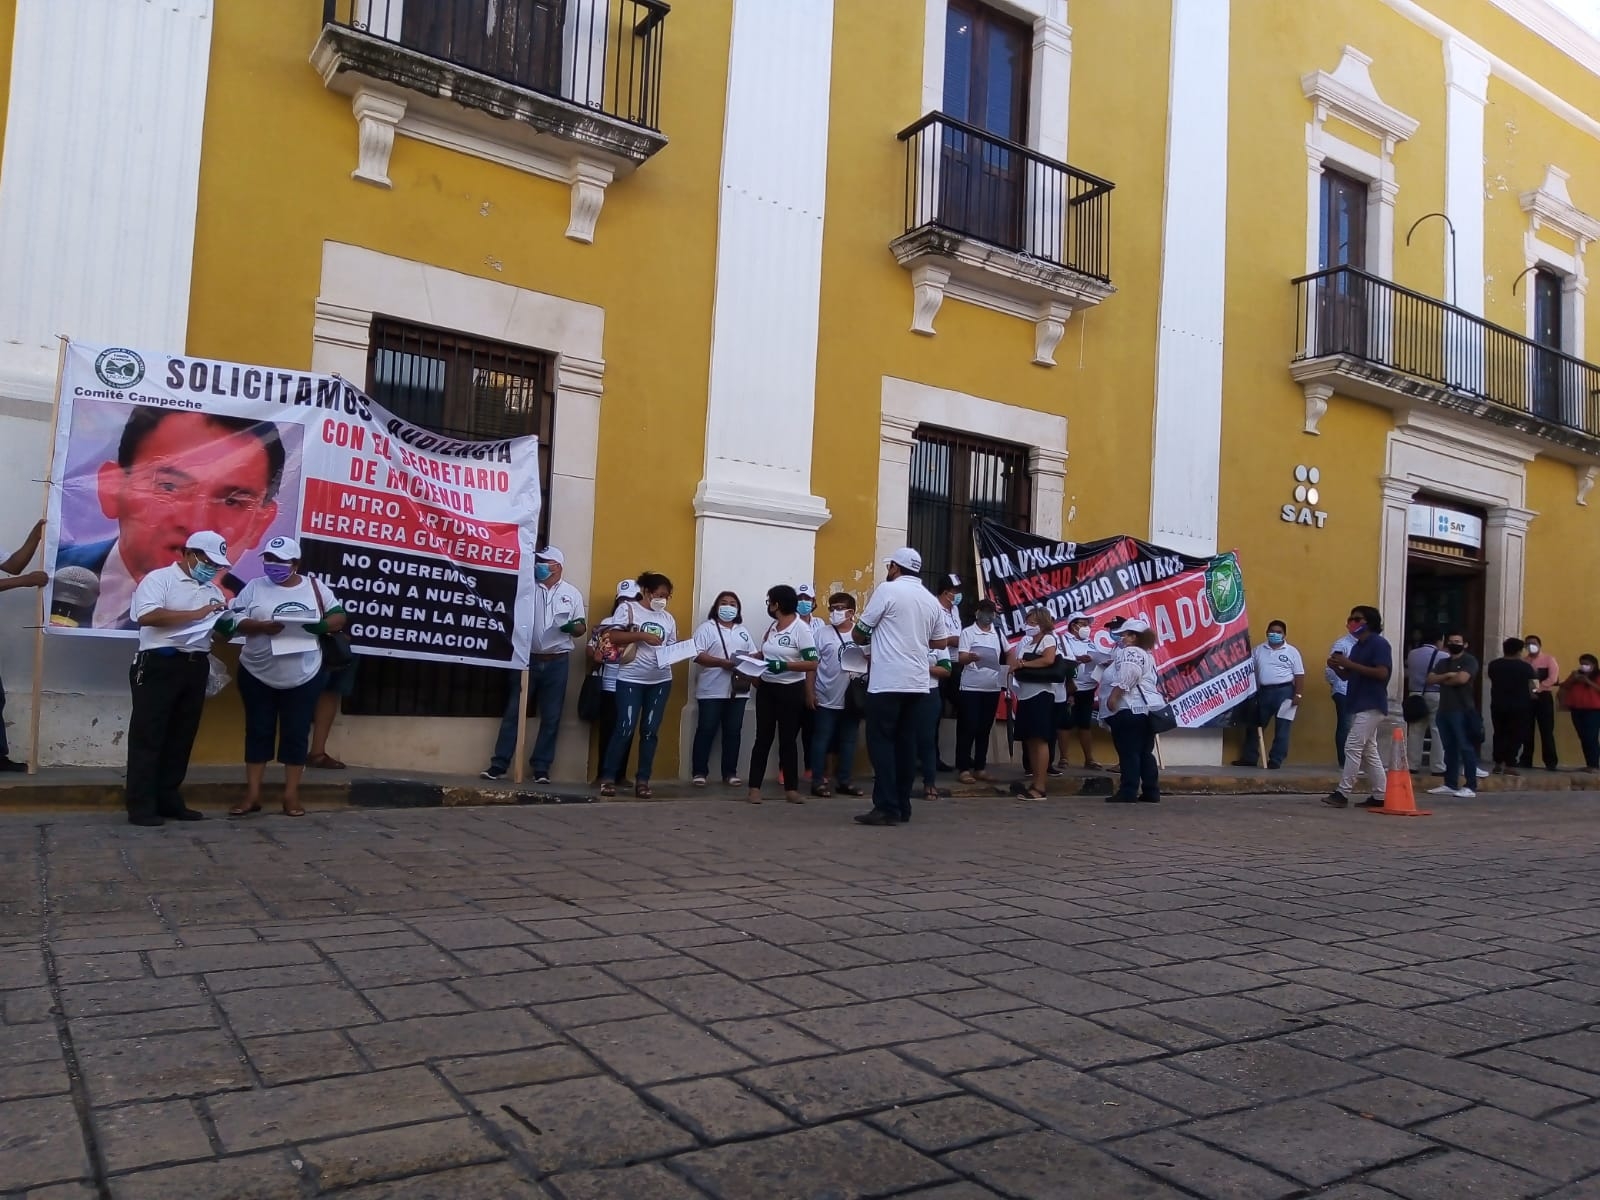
[
  {"left": 344, "top": 319, "right": 554, "bottom": 718},
  {"left": 907, "top": 427, "right": 1031, "bottom": 611}
]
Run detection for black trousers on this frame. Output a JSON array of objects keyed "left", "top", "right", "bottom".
[
  {"left": 1491, "top": 706, "right": 1530, "bottom": 766},
  {"left": 865, "top": 691, "right": 921, "bottom": 820},
  {"left": 749, "top": 682, "right": 806, "bottom": 790},
  {"left": 955, "top": 690, "right": 1000, "bottom": 770},
  {"left": 1518, "top": 692, "right": 1558, "bottom": 768},
  {"left": 593, "top": 690, "right": 633, "bottom": 782},
  {"left": 125, "top": 652, "right": 209, "bottom": 820}
]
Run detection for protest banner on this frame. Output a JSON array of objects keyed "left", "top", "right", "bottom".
[
  {"left": 40, "top": 340, "right": 542, "bottom": 670},
  {"left": 974, "top": 519, "right": 1255, "bottom": 728}
]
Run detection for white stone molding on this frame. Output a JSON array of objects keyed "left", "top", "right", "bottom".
[
  {"left": 1301, "top": 46, "right": 1418, "bottom": 279},
  {"left": 1521, "top": 166, "right": 1597, "bottom": 360},
  {"left": 910, "top": 263, "right": 950, "bottom": 335},
  {"left": 1578, "top": 464, "right": 1599, "bottom": 507},
  {"left": 876, "top": 377, "right": 1068, "bottom": 574},
  {"left": 311, "top": 241, "right": 605, "bottom": 779},
  {"left": 921, "top": 0, "right": 1071, "bottom": 157},
  {"left": 350, "top": 88, "right": 406, "bottom": 188},
  {"left": 564, "top": 161, "right": 615, "bottom": 244},
  {"left": 1302, "top": 381, "right": 1333, "bottom": 435},
  {"left": 1033, "top": 302, "right": 1073, "bottom": 366},
  {"left": 1444, "top": 38, "right": 1491, "bottom": 316}
]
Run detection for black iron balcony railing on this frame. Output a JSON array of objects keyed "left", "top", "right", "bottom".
[
  {"left": 322, "top": 0, "right": 668, "bottom": 132},
  {"left": 1294, "top": 266, "right": 1600, "bottom": 437},
  {"left": 897, "top": 113, "right": 1114, "bottom": 282}
]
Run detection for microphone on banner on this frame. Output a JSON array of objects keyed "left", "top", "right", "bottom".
[{"left": 49, "top": 566, "right": 101, "bottom": 627}]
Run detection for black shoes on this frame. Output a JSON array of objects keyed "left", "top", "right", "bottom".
[
  {"left": 163, "top": 807, "right": 206, "bottom": 821},
  {"left": 1359, "top": 796, "right": 1384, "bottom": 809},
  {"left": 1230, "top": 758, "right": 1257, "bottom": 767},
  {"left": 853, "top": 809, "right": 898, "bottom": 826},
  {"left": 0, "top": 756, "right": 26, "bottom": 772},
  {"left": 128, "top": 814, "right": 165, "bottom": 827},
  {"left": 1322, "top": 792, "right": 1350, "bottom": 808}
]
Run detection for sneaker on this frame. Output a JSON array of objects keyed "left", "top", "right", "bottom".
[
  {"left": 1454, "top": 787, "right": 1476, "bottom": 798},
  {"left": 1046, "top": 764, "right": 1064, "bottom": 777},
  {"left": 1427, "top": 785, "right": 1457, "bottom": 796},
  {"left": 533, "top": 774, "right": 550, "bottom": 785},
  {"left": 1431, "top": 767, "right": 1446, "bottom": 776},
  {"left": 692, "top": 776, "right": 707, "bottom": 787},
  {"left": 480, "top": 767, "right": 507, "bottom": 780},
  {"left": 1359, "top": 796, "right": 1384, "bottom": 809},
  {"left": 1476, "top": 768, "right": 1490, "bottom": 779},
  {"left": 1321, "top": 792, "right": 1350, "bottom": 808}
]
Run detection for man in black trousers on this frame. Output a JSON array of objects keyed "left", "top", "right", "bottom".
[{"left": 125, "top": 530, "right": 232, "bottom": 827}]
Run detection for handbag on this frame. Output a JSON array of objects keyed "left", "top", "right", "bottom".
[
  {"left": 1403, "top": 650, "right": 1441, "bottom": 723},
  {"left": 1012, "top": 637, "right": 1070, "bottom": 684},
  {"left": 718, "top": 624, "right": 752, "bottom": 696},
  {"left": 311, "top": 579, "right": 354, "bottom": 669},
  {"left": 831, "top": 626, "right": 869, "bottom": 717},
  {"left": 577, "top": 670, "right": 605, "bottom": 721}
]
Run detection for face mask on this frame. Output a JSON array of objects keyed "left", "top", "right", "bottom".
[
  {"left": 1347, "top": 619, "right": 1366, "bottom": 635},
  {"left": 1582, "top": 664, "right": 1595, "bottom": 674},
  {"left": 952, "top": 593, "right": 964, "bottom": 607},
  {"left": 1267, "top": 632, "right": 1284, "bottom": 647},
  {"left": 262, "top": 561, "right": 293, "bottom": 585},
  {"left": 650, "top": 597, "right": 668, "bottom": 613},
  {"left": 1446, "top": 642, "right": 1465, "bottom": 655},
  {"left": 717, "top": 605, "right": 738, "bottom": 623},
  {"left": 1526, "top": 642, "right": 1541, "bottom": 655},
  {"left": 829, "top": 609, "right": 849, "bottom": 627},
  {"left": 1069, "top": 624, "right": 1087, "bottom": 639},
  {"left": 191, "top": 560, "right": 219, "bottom": 586},
  {"left": 797, "top": 600, "right": 814, "bottom": 616},
  {"left": 535, "top": 563, "right": 553, "bottom": 582},
  {"left": 976, "top": 614, "right": 994, "bottom": 628}
]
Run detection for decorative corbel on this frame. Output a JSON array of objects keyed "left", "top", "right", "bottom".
[
  {"left": 1578, "top": 464, "right": 1598, "bottom": 507},
  {"left": 1033, "top": 302, "right": 1073, "bottom": 367},
  {"left": 565, "top": 160, "right": 614, "bottom": 244},
  {"left": 1301, "top": 382, "right": 1333, "bottom": 435},
  {"left": 350, "top": 89, "right": 407, "bottom": 188},
  {"left": 909, "top": 263, "right": 950, "bottom": 335}
]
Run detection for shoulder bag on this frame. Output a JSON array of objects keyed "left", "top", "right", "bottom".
[
  {"left": 310, "top": 579, "right": 354, "bottom": 670},
  {"left": 1402, "top": 649, "right": 1441, "bottom": 723},
  {"left": 1012, "top": 634, "right": 1071, "bottom": 684},
  {"left": 718, "top": 623, "right": 752, "bottom": 696},
  {"left": 1137, "top": 657, "right": 1178, "bottom": 733},
  {"left": 836, "top": 627, "right": 869, "bottom": 718}
]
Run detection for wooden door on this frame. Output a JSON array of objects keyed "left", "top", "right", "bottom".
[
  {"left": 940, "top": 0, "right": 1031, "bottom": 251},
  {"left": 1316, "top": 169, "right": 1369, "bottom": 357}
]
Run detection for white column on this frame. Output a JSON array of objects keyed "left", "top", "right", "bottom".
[
  {"left": 1377, "top": 475, "right": 1416, "bottom": 705},
  {"left": 1444, "top": 38, "right": 1490, "bottom": 316},
  {"left": 0, "top": 0, "right": 214, "bottom": 402},
  {"left": 1028, "top": 446, "right": 1068, "bottom": 540},
  {"left": 1484, "top": 505, "right": 1535, "bottom": 659},
  {"left": 1149, "top": 0, "right": 1229, "bottom": 557}
]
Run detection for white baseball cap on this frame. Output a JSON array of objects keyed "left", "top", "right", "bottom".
[
  {"left": 538, "top": 546, "right": 565, "bottom": 566},
  {"left": 797, "top": 583, "right": 816, "bottom": 598},
  {"left": 615, "top": 578, "right": 638, "bottom": 598},
  {"left": 262, "top": 535, "right": 302, "bottom": 561},
  {"left": 888, "top": 547, "right": 922, "bottom": 572},
  {"left": 941, "top": 573, "right": 962, "bottom": 592},
  {"left": 184, "top": 530, "right": 232, "bottom": 568},
  {"left": 1067, "top": 611, "right": 1091, "bottom": 623},
  {"left": 1119, "top": 617, "right": 1151, "bottom": 634}
]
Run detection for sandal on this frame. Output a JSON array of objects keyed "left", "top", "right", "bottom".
[
  {"left": 924, "top": 787, "right": 941, "bottom": 801},
  {"left": 1084, "top": 760, "right": 1108, "bottom": 771},
  {"left": 785, "top": 792, "right": 805, "bottom": 805},
  {"left": 228, "top": 802, "right": 261, "bottom": 818},
  {"left": 1018, "top": 787, "right": 1048, "bottom": 801},
  {"left": 837, "top": 784, "right": 864, "bottom": 797},
  {"left": 599, "top": 782, "right": 616, "bottom": 797},
  {"left": 635, "top": 781, "right": 653, "bottom": 800},
  {"left": 281, "top": 804, "right": 306, "bottom": 817},
  {"left": 811, "top": 783, "right": 833, "bottom": 798},
  {"left": 306, "top": 753, "right": 345, "bottom": 770},
  {"left": 958, "top": 771, "right": 977, "bottom": 785}
]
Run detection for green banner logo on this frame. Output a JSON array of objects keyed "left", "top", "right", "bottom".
[{"left": 1205, "top": 552, "right": 1245, "bottom": 623}]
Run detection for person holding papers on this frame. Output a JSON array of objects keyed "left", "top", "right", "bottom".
[
  {"left": 124, "top": 530, "right": 235, "bottom": 827},
  {"left": 746, "top": 585, "right": 818, "bottom": 806},
  {"left": 810, "top": 592, "right": 866, "bottom": 798},
  {"left": 1234, "top": 619, "right": 1305, "bottom": 769},
  {"left": 224, "top": 536, "right": 345, "bottom": 818},
  {"left": 954, "top": 599, "right": 1006, "bottom": 783},
  {"left": 690, "top": 590, "right": 756, "bottom": 787},
  {"left": 599, "top": 572, "right": 678, "bottom": 799}
]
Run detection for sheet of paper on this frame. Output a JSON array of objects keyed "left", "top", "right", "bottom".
[
  {"left": 655, "top": 639, "right": 700, "bottom": 667},
  {"left": 271, "top": 625, "right": 320, "bottom": 657},
  {"left": 1277, "top": 699, "right": 1298, "bottom": 721},
  {"left": 736, "top": 656, "right": 768, "bottom": 678},
  {"left": 840, "top": 645, "right": 869, "bottom": 674},
  {"left": 970, "top": 642, "right": 1001, "bottom": 665}
]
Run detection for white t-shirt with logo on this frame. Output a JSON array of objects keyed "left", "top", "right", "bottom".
[
  {"left": 857, "top": 576, "right": 942, "bottom": 694},
  {"left": 760, "top": 617, "right": 817, "bottom": 685},
  {"left": 232, "top": 577, "right": 339, "bottom": 689},
  {"left": 958, "top": 623, "right": 1007, "bottom": 692},
  {"left": 607, "top": 601, "right": 678, "bottom": 687},
  {"left": 692, "top": 619, "right": 756, "bottom": 701},
  {"left": 1059, "top": 633, "right": 1099, "bottom": 692},
  {"left": 132, "top": 563, "right": 227, "bottom": 652},
  {"left": 1013, "top": 630, "right": 1067, "bottom": 703},
  {"left": 1252, "top": 642, "right": 1305, "bottom": 686},
  {"left": 814, "top": 623, "right": 857, "bottom": 711}
]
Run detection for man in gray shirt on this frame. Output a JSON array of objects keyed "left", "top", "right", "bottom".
[{"left": 1404, "top": 632, "right": 1446, "bottom": 775}]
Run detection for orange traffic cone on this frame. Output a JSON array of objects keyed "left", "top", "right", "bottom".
[{"left": 1370, "top": 726, "right": 1431, "bottom": 817}]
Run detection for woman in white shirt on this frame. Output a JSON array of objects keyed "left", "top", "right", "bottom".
[
  {"left": 599, "top": 571, "right": 677, "bottom": 799},
  {"left": 1104, "top": 617, "right": 1164, "bottom": 805},
  {"left": 587, "top": 580, "right": 640, "bottom": 785},
  {"left": 224, "top": 536, "right": 345, "bottom": 818},
  {"left": 691, "top": 590, "right": 756, "bottom": 787},
  {"left": 1006, "top": 607, "right": 1066, "bottom": 800},
  {"left": 747, "top": 585, "right": 819, "bottom": 805},
  {"left": 955, "top": 599, "right": 1006, "bottom": 783}
]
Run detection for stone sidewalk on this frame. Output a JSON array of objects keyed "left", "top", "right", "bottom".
[{"left": 3, "top": 791, "right": 1600, "bottom": 1197}]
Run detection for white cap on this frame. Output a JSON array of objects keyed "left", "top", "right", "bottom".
[
  {"left": 538, "top": 546, "right": 565, "bottom": 566},
  {"left": 888, "top": 547, "right": 922, "bottom": 572},
  {"left": 262, "top": 535, "right": 302, "bottom": 561},
  {"left": 1119, "top": 617, "right": 1151, "bottom": 634},
  {"left": 941, "top": 573, "right": 962, "bottom": 592},
  {"left": 797, "top": 583, "right": 815, "bottom": 598},
  {"left": 615, "top": 578, "right": 638, "bottom": 599},
  {"left": 1067, "top": 611, "right": 1090, "bottom": 623},
  {"left": 184, "top": 530, "right": 232, "bottom": 568}
]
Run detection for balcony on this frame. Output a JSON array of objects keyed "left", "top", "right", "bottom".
[
  {"left": 890, "top": 114, "right": 1116, "bottom": 366},
  {"left": 312, "top": 0, "right": 669, "bottom": 242},
  {"left": 1293, "top": 266, "right": 1600, "bottom": 470}
]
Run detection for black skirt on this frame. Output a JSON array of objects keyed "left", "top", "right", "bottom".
[{"left": 1015, "top": 692, "right": 1057, "bottom": 742}]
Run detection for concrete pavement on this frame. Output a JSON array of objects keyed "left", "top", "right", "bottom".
[{"left": 3, "top": 790, "right": 1600, "bottom": 1197}]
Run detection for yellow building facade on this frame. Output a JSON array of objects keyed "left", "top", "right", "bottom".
[{"left": 0, "top": 0, "right": 1597, "bottom": 777}]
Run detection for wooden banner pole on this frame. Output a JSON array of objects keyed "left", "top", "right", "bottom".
[
  {"left": 27, "top": 337, "right": 69, "bottom": 775},
  {"left": 510, "top": 667, "right": 531, "bottom": 784}
]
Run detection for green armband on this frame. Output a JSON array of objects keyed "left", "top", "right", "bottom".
[
  {"left": 303, "top": 620, "right": 330, "bottom": 635},
  {"left": 213, "top": 617, "right": 237, "bottom": 637},
  {"left": 801, "top": 648, "right": 818, "bottom": 661},
  {"left": 766, "top": 660, "right": 785, "bottom": 674}
]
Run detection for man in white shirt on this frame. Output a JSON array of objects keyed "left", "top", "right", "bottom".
[
  {"left": 1327, "top": 628, "right": 1357, "bottom": 766},
  {"left": 483, "top": 547, "right": 587, "bottom": 783},
  {"left": 852, "top": 548, "right": 942, "bottom": 825},
  {"left": 125, "top": 530, "right": 232, "bottom": 826},
  {"left": 1234, "top": 620, "right": 1305, "bottom": 769}
]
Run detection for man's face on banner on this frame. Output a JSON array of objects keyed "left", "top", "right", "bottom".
[{"left": 96, "top": 412, "right": 280, "bottom": 580}]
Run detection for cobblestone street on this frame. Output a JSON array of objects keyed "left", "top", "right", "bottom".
[{"left": 3, "top": 791, "right": 1600, "bottom": 1199}]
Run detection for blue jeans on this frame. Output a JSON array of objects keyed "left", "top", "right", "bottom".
[
  {"left": 490, "top": 655, "right": 570, "bottom": 775},
  {"left": 917, "top": 689, "right": 941, "bottom": 790},
  {"left": 691, "top": 696, "right": 747, "bottom": 780},
  {"left": 605, "top": 680, "right": 671, "bottom": 783},
  {"left": 1332, "top": 692, "right": 1352, "bottom": 766},
  {"left": 812, "top": 705, "right": 860, "bottom": 787},
  {"left": 865, "top": 691, "right": 921, "bottom": 819},
  {"left": 237, "top": 667, "right": 323, "bottom": 766},
  {"left": 1437, "top": 708, "right": 1479, "bottom": 790},
  {"left": 1571, "top": 709, "right": 1600, "bottom": 769},
  {"left": 1240, "top": 682, "right": 1294, "bottom": 766}
]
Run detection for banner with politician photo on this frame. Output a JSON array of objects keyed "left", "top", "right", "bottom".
[
  {"left": 42, "top": 340, "right": 542, "bottom": 669},
  {"left": 973, "top": 519, "right": 1255, "bottom": 728}
]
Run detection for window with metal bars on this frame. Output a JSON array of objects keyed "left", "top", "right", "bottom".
[
  {"left": 344, "top": 319, "right": 554, "bottom": 718},
  {"left": 907, "top": 426, "right": 1031, "bottom": 617}
]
